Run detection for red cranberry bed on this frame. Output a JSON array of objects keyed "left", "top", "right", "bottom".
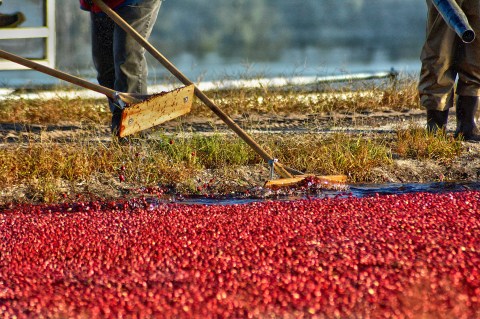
[{"left": 1, "top": 191, "right": 479, "bottom": 318}]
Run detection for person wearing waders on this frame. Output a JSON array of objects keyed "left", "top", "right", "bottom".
[
  {"left": 80, "top": 0, "right": 162, "bottom": 137},
  {"left": 419, "top": 0, "right": 480, "bottom": 141}
]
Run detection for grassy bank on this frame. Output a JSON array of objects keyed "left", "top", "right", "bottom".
[{"left": 0, "top": 75, "right": 465, "bottom": 203}]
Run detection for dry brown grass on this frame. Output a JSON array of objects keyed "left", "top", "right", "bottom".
[
  {"left": 0, "top": 97, "right": 110, "bottom": 125},
  {"left": 197, "top": 73, "right": 420, "bottom": 116},
  {"left": 0, "top": 74, "right": 420, "bottom": 124}
]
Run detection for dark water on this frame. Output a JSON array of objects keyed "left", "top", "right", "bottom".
[
  {"left": 348, "top": 182, "right": 480, "bottom": 197},
  {"left": 161, "top": 182, "right": 480, "bottom": 206}
]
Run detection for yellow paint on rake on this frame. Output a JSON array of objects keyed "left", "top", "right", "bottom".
[{"left": 264, "top": 174, "right": 347, "bottom": 189}]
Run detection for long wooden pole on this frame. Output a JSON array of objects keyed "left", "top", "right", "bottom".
[
  {"left": 0, "top": 49, "right": 141, "bottom": 104},
  {"left": 92, "top": 0, "right": 294, "bottom": 178}
]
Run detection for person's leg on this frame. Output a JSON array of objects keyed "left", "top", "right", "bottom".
[
  {"left": 112, "top": 0, "right": 162, "bottom": 95},
  {"left": 454, "top": 96, "right": 479, "bottom": 140},
  {"left": 418, "top": 0, "right": 459, "bottom": 132},
  {"left": 91, "top": 13, "right": 115, "bottom": 90},
  {"left": 91, "top": 13, "right": 116, "bottom": 107},
  {"left": 91, "top": 12, "right": 125, "bottom": 134},
  {"left": 454, "top": 0, "right": 480, "bottom": 140},
  {"left": 91, "top": 12, "right": 125, "bottom": 135}
]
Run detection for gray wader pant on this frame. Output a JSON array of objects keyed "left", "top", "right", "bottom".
[
  {"left": 419, "top": 0, "right": 480, "bottom": 111},
  {"left": 90, "top": 0, "right": 162, "bottom": 114}
]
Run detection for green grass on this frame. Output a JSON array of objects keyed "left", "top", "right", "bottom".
[
  {"left": 394, "top": 126, "right": 463, "bottom": 161},
  {"left": 260, "top": 133, "right": 393, "bottom": 183},
  {"left": 1, "top": 125, "right": 463, "bottom": 203},
  {"left": 0, "top": 132, "right": 260, "bottom": 202}
]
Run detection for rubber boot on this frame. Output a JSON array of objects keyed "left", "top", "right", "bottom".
[
  {"left": 426, "top": 109, "right": 449, "bottom": 133},
  {"left": 111, "top": 110, "right": 130, "bottom": 144},
  {"left": 0, "top": 12, "right": 25, "bottom": 28},
  {"left": 454, "top": 96, "right": 480, "bottom": 141},
  {"left": 111, "top": 110, "right": 123, "bottom": 136}
]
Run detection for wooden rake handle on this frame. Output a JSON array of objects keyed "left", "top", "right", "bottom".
[
  {"left": 91, "top": 0, "right": 294, "bottom": 179},
  {"left": 0, "top": 49, "right": 115, "bottom": 97},
  {"left": 0, "top": 49, "right": 141, "bottom": 104}
]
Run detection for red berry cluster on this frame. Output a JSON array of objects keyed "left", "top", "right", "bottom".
[{"left": 1, "top": 191, "right": 479, "bottom": 318}]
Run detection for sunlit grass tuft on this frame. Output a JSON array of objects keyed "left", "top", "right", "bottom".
[
  {"left": 394, "top": 125, "right": 463, "bottom": 161},
  {"left": 262, "top": 133, "right": 393, "bottom": 183},
  {"left": 200, "top": 73, "right": 420, "bottom": 116}
]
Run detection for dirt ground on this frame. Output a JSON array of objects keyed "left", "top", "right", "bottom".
[{"left": 2, "top": 107, "right": 480, "bottom": 203}]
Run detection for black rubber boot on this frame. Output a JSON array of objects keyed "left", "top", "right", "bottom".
[
  {"left": 111, "top": 110, "right": 130, "bottom": 144},
  {"left": 0, "top": 12, "right": 25, "bottom": 28},
  {"left": 454, "top": 96, "right": 480, "bottom": 141},
  {"left": 426, "top": 109, "right": 449, "bottom": 133},
  {"left": 111, "top": 110, "right": 124, "bottom": 137}
]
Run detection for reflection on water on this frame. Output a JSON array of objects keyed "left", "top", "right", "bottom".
[{"left": 157, "top": 182, "right": 480, "bottom": 206}]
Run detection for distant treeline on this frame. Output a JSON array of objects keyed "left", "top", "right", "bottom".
[{"left": 56, "top": 0, "right": 426, "bottom": 70}]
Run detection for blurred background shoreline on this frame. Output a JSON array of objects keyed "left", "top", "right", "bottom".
[{"left": 0, "top": 0, "right": 426, "bottom": 88}]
